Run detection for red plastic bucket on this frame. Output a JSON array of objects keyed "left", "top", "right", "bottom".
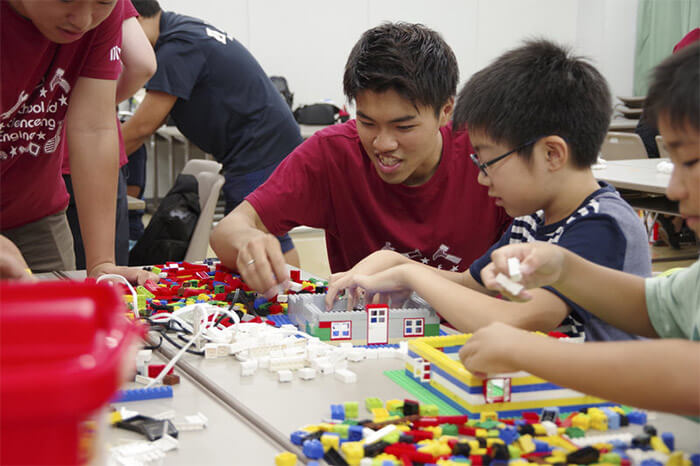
[{"left": 0, "top": 281, "right": 143, "bottom": 465}]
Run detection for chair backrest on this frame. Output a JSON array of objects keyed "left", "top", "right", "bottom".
[
  {"left": 184, "top": 171, "right": 224, "bottom": 262},
  {"left": 181, "top": 159, "right": 223, "bottom": 176},
  {"left": 655, "top": 135, "right": 670, "bottom": 158},
  {"left": 600, "top": 132, "right": 648, "bottom": 160}
]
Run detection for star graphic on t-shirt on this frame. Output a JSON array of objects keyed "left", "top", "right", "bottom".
[
  {"left": 437, "top": 264, "right": 443, "bottom": 270},
  {"left": 59, "top": 95, "right": 68, "bottom": 106},
  {"left": 37, "top": 131, "right": 46, "bottom": 140},
  {"left": 9, "top": 146, "right": 17, "bottom": 157},
  {"left": 39, "top": 88, "right": 48, "bottom": 98},
  {"left": 420, "top": 257, "right": 429, "bottom": 264},
  {"left": 450, "top": 266, "right": 459, "bottom": 272}
]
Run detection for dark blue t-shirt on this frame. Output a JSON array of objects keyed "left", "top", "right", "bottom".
[
  {"left": 146, "top": 12, "right": 302, "bottom": 174},
  {"left": 470, "top": 182, "right": 652, "bottom": 342}
]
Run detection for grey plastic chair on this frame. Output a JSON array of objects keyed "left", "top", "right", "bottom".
[
  {"left": 183, "top": 170, "right": 224, "bottom": 262},
  {"left": 600, "top": 132, "right": 648, "bottom": 160}
]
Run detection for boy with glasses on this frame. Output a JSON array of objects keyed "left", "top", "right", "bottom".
[
  {"left": 459, "top": 44, "right": 700, "bottom": 415},
  {"left": 327, "top": 39, "right": 651, "bottom": 342}
]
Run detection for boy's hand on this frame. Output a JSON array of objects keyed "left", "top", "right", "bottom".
[
  {"left": 458, "top": 322, "right": 529, "bottom": 377},
  {"left": 481, "top": 242, "right": 566, "bottom": 300},
  {"left": 235, "top": 231, "right": 289, "bottom": 298},
  {"left": 326, "top": 263, "right": 414, "bottom": 310},
  {"left": 89, "top": 262, "right": 159, "bottom": 285},
  {"left": 0, "top": 235, "right": 32, "bottom": 281},
  {"left": 326, "top": 250, "right": 408, "bottom": 309}
]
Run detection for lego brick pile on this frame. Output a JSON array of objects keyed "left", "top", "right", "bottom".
[
  {"left": 125, "top": 260, "right": 326, "bottom": 320},
  {"left": 278, "top": 398, "right": 697, "bottom": 466}
]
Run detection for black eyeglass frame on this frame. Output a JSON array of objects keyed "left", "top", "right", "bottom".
[{"left": 470, "top": 137, "right": 541, "bottom": 177}]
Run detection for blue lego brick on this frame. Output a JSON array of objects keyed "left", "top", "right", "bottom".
[
  {"left": 627, "top": 411, "right": 647, "bottom": 425},
  {"left": 534, "top": 440, "right": 552, "bottom": 453},
  {"left": 290, "top": 430, "right": 307, "bottom": 446},
  {"left": 302, "top": 439, "right": 324, "bottom": 460},
  {"left": 439, "top": 328, "right": 448, "bottom": 336},
  {"left": 602, "top": 408, "right": 621, "bottom": 430},
  {"left": 640, "top": 460, "right": 663, "bottom": 466},
  {"left": 267, "top": 314, "right": 294, "bottom": 327},
  {"left": 330, "top": 404, "right": 345, "bottom": 421},
  {"left": 112, "top": 386, "right": 173, "bottom": 403},
  {"left": 354, "top": 343, "right": 399, "bottom": 349},
  {"left": 348, "top": 425, "right": 363, "bottom": 441},
  {"left": 499, "top": 426, "right": 519, "bottom": 444},
  {"left": 661, "top": 432, "right": 674, "bottom": 451},
  {"left": 690, "top": 454, "right": 700, "bottom": 466}
]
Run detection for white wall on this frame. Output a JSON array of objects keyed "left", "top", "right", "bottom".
[{"left": 160, "top": 0, "right": 638, "bottom": 108}]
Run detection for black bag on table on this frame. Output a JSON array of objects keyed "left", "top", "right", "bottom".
[
  {"left": 293, "top": 103, "right": 344, "bottom": 125},
  {"left": 128, "top": 174, "right": 200, "bottom": 266}
]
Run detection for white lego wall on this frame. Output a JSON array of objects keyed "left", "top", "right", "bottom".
[{"left": 159, "top": 0, "right": 639, "bottom": 109}]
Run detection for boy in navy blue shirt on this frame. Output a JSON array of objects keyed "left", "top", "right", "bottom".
[
  {"left": 122, "top": 0, "right": 302, "bottom": 264},
  {"left": 327, "top": 39, "right": 651, "bottom": 342}
]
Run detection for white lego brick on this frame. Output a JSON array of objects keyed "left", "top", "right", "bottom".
[
  {"left": 276, "top": 294, "right": 288, "bottom": 303},
  {"left": 217, "top": 344, "right": 229, "bottom": 357},
  {"left": 135, "top": 374, "right": 156, "bottom": 386},
  {"left": 495, "top": 273, "right": 524, "bottom": 296},
  {"left": 541, "top": 420, "right": 558, "bottom": 436},
  {"left": 152, "top": 410, "right": 176, "bottom": 421},
  {"left": 398, "top": 341, "right": 408, "bottom": 354},
  {"left": 347, "top": 350, "right": 365, "bottom": 362},
  {"left": 318, "top": 362, "right": 334, "bottom": 375},
  {"left": 360, "top": 458, "right": 373, "bottom": 466},
  {"left": 240, "top": 359, "right": 258, "bottom": 376},
  {"left": 335, "top": 368, "right": 357, "bottom": 383},
  {"left": 136, "top": 349, "right": 152, "bottom": 364},
  {"left": 507, "top": 257, "right": 522, "bottom": 282},
  {"left": 183, "top": 412, "right": 208, "bottom": 428},
  {"left": 278, "top": 369, "right": 293, "bottom": 382},
  {"left": 257, "top": 356, "right": 270, "bottom": 369},
  {"left": 288, "top": 282, "right": 303, "bottom": 292},
  {"left": 364, "top": 424, "right": 397, "bottom": 444},
  {"left": 204, "top": 343, "right": 219, "bottom": 359},
  {"left": 298, "top": 367, "right": 317, "bottom": 380},
  {"left": 234, "top": 350, "right": 249, "bottom": 361}
]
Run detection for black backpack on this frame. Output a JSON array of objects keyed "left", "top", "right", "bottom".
[
  {"left": 270, "top": 75, "right": 294, "bottom": 109},
  {"left": 129, "top": 174, "right": 201, "bottom": 266}
]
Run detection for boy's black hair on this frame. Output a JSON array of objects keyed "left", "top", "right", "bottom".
[
  {"left": 454, "top": 39, "right": 611, "bottom": 168},
  {"left": 131, "top": 0, "right": 161, "bottom": 18},
  {"left": 343, "top": 22, "right": 458, "bottom": 116},
  {"left": 645, "top": 42, "right": 700, "bottom": 130}
]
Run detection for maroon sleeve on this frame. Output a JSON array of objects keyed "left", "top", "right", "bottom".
[
  {"left": 246, "top": 135, "right": 332, "bottom": 235},
  {"left": 80, "top": 0, "right": 124, "bottom": 79},
  {"left": 123, "top": 0, "right": 138, "bottom": 20}
]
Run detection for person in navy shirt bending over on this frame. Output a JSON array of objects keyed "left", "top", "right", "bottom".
[{"left": 122, "top": 0, "right": 303, "bottom": 265}]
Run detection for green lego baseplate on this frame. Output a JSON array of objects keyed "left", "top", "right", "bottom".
[{"left": 383, "top": 369, "right": 461, "bottom": 415}]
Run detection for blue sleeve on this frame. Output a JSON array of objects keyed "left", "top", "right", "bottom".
[
  {"left": 468, "top": 224, "right": 513, "bottom": 285},
  {"left": 146, "top": 40, "right": 206, "bottom": 100},
  {"left": 545, "top": 214, "right": 627, "bottom": 323}
]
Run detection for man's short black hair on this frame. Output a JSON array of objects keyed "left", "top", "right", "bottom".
[
  {"left": 454, "top": 39, "right": 612, "bottom": 168},
  {"left": 343, "top": 22, "right": 458, "bottom": 116},
  {"left": 131, "top": 0, "right": 161, "bottom": 18},
  {"left": 645, "top": 42, "right": 700, "bottom": 131}
]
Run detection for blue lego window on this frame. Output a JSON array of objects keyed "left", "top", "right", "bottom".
[
  {"left": 330, "top": 321, "right": 351, "bottom": 341},
  {"left": 404, "top": 318, "right": 425, "bottom": 337},
  {"left": 370, "top": 317, "right": 377, "bottom": 324}
]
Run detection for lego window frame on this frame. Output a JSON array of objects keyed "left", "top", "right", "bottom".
[{"left": 330, "top": 320, "right": 352, "bottom": 341}]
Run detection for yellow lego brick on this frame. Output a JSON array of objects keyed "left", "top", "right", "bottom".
[
  {"left": 541, "top": 435, "right": 578, "bottom": 453},
  {"left": 374, "top": 453, "right": 399, "bottom": 465},
  {"left": 475, "top": 428, "right": 487, "bottom": 438},
  {"left": 386, "top": 399, "right": 403, "bottom": 412},
  {"left": 509, "top": 461, "right": 529, "bottom": 466},
  {"left": 592, "top": 443, "right": 613, "bottom": 451},
  {"left": 650, "top": 436, "right": 670, "bottom": 454},
  {"left": 532, "top": 424, "right": 547, "bottom": 435},
  {"left": 486, "top": 438, "right": 505, "bottom": 447},
  {"left": 423, "top": 425, "right": 442, "bottom": 438},
  {"left": 300, "top": 424, "right": 321, "bottom": 433},
  {"left": 371, "top": 407, "right": 390, "bottom": 422},
  {"left": 395, "top": 425, "right": 410, "bottom": 432},
  {"left": 518, "top": 434, "right": 536, "bottom": 454},
  {"left": 571, "top": 413, "right": 590, "bottom": 430},
  {"left": 275, "top": 451, "right": 297, "bottom": 466},
  {"left": 417, "top": 439, "right": 451, "bottom": 456},
  {"left": 471, "top": 448, "right": 487, "bottom": 456},
  {"left": 480, "top": 411, "right": 498, "bottom": 422},
  {"left": 109, "top": 411, "right": 122, "bottom": 425},
  {"left": 341, "top": 441, "right": 364, "bottom": 461},
  {"left": 610, "top": 406, "right": 626, "bottom": 415},
  {"left": 196, "top": 293, "right": 210, "bottom": 301},
  {"left": 321, "top": 433, "right": 340, "bottom": 452},
  {"left": 318, "top": 423, "right": 335, "bottom": 432},
  {"left": 468, "top": 440, "right": 480, "bottom": 450},
  {"left": 666, "top": 451, "right": 690, "bottom": 466}
]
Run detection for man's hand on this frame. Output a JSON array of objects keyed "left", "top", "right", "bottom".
[{"left": 235, "top": 231, "right": 289, "bottom": 297}]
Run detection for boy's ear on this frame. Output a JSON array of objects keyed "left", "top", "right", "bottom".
[
  {"left": 438, "top": 97, "right": 455, "bottom": 127},
  {"left": 541, "top": 135, "right": 569, "bottom": 171}
]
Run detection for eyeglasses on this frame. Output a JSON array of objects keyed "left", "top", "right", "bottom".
[{"left": 470, "top": 137, "right": 541, "bottom": 177}]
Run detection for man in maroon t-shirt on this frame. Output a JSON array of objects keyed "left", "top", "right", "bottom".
[
  {"left": 211, "top": 23, "right": 511, "bottom": 294},
  {"left": 0, "top": 0, "right": 154, "bottom": 283}
]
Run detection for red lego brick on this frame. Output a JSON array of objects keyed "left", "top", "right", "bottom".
[
  {"left": 522, "top": 412, "right": 539, "bottom": 423},
  {"left": 290, "top": 270, "right": 301, "bottom": 283},
  {"left": 404, "top": 430, "right": 433, "bottom": 441},
  {"left": 148, "top": 364, "right": 174, "bottom": 378}
]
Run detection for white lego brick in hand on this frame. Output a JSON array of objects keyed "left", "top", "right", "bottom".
[
  {"left": 507, "top": 257, "right": 522, "bottom": 282},
  {"left": 495, "top": 273, "right": 524, "bottom": 296},
  {"left": 335, "top": 368, "right": 357, "bottom": 383}
]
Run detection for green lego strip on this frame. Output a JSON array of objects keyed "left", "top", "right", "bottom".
[
  {"left": 383, "top": 370, "right": 461, "bottom": 416},
  {"left": 424, "top": 323, "right": 440, "bottom": 336}
]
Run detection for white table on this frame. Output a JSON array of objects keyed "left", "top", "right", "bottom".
[
  {"left": 299, "top": 124, "right": 330, "bottom": 140},
  {"left": 593, "top": 158, "right": 670, "bottom": 195}
]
